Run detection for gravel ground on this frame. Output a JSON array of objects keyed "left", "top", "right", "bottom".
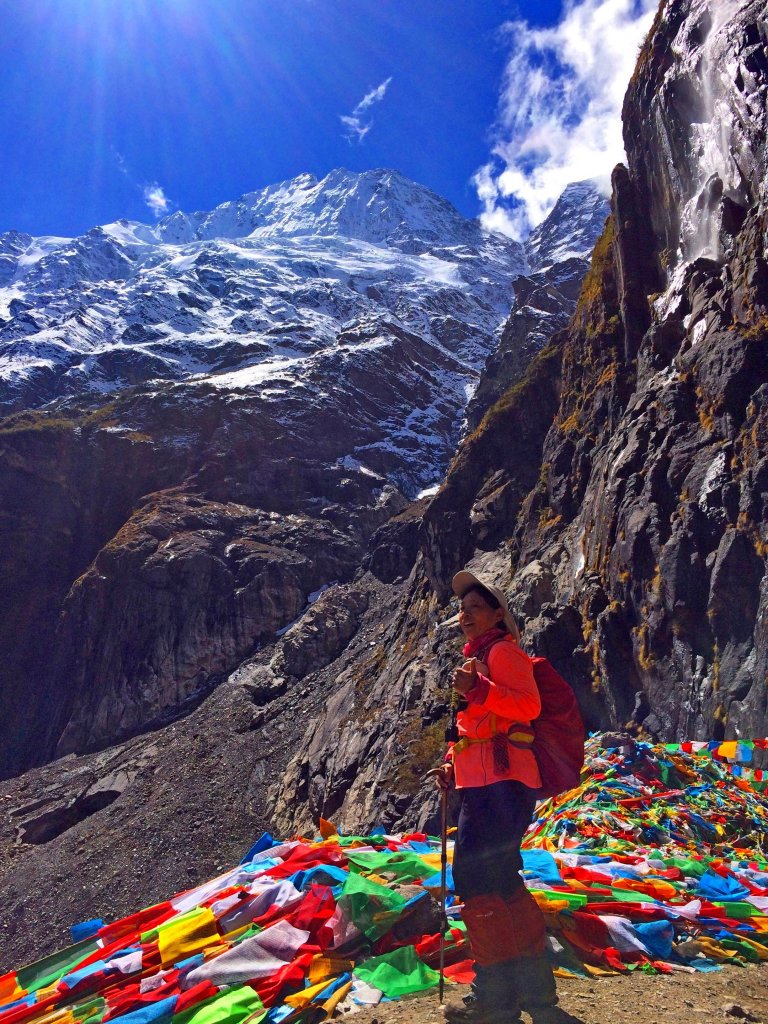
[{"left": 346, "top": 966, "right": 768, "bottom": 1024}]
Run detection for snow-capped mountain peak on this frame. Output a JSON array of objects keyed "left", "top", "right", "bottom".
[
  {"left": 0, "top": 169, "right": 608, "bottom": 495},
  {"left": 153, "top": 168, "right": 509, "bottom": 250},
  {"left": 526, "top": 179, "right": 610, "bottom": 272}
]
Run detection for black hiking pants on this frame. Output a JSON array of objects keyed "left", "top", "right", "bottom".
[{"left": 452, "top": 778, "right": 537, "bottom": 899}]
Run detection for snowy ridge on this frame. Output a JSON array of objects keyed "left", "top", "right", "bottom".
[
  {"left": 155, "top": 168, "right": 505, "bottom": 248},
  {"left": 0, "top": 168, "right": 526, "bottom": 420}
]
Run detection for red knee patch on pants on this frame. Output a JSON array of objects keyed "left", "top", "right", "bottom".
[{"left": 463, "top": 890, "right": 547, "bottom": 966}]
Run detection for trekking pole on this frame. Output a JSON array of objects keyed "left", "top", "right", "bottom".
[
  {"left": 438, "top": 782, "right": 448, "bottom": 1004},
  {"left": 442, "top": 684, "right": 460, "bottom": 1003},
  {"left": 425, "top": 666, "right": 461, "bottom": 1004}
]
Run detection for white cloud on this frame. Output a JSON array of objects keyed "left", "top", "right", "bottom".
[
  {"left": 143, "top": 183, "right": 173, "bottom": 218},
  {"left": 111, "top": 150, "right": 175, "bottom": 220},
  {"left": 475, "top": 0, "right": 657, "bottom": 240},
  {"left": 340, "top": 76, "right": 392, "bottom": 143}
]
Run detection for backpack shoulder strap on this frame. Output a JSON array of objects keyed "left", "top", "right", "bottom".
[{"left": 475, "top": 633, "right": 517, "bottom": 665}]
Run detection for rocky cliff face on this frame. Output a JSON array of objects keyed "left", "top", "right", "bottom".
[
  {"left": 271, "top": 0, "right": 768, "bottom": 836},
  {"left": 466, "top": 180, "right": 609, "bottom": 429},
  {"left": 427, "top": 0, "right": 768, "bottom": 742}
]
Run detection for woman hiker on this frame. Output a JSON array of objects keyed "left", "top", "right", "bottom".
[{"left": 434, "top": 570, "right": 579, "bottom": 1024}]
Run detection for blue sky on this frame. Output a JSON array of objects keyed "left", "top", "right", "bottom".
[{"left": 0, "top": 0, "right": 656, "bottom": 239}]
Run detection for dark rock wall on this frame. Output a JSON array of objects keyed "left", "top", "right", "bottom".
[
  {"left": 422, "top": 0, "right": 768, "bottom": 742},
  {"left": 0, "top": 380, "right": 406, "bottom": 778},
  {"left": 466, "top": 181, "right": 609, "bottom": 431},
  {"left": 464, "top": 272, "right": 583, "bottom": 433},
  {"left": 49, "top": 492, "right": 362, "bottom": 758},
  {"left": 0, "top": 419, "right": 183, "bottom": 775}
]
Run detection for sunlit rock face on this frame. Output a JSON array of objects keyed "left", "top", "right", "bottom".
[{"left": 624, "top": 0, "right": 768, "bottom": 267}]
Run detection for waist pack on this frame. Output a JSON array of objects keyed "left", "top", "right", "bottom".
[{"left": 473, "top": 639, "right": 585, "bottom": 799}]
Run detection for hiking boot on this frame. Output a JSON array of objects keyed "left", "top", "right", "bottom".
[
  {"left": 442, "top": 994, "right": 522, "bottom": 1024},
  {"left": 506, "top": 954, "right": 582, "bottom": 1023}
]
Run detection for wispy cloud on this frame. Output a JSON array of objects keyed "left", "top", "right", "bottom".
[
  {"left": 475, "top": 0, "right": 657, "bottom": 240},
  {"left": 111, "top": 148, "right": 175, "bottom": 220},
  {"left": 142, "top": 183, "right": 172, "bottom": 218},
  {"left": 340, "top": 76, "right": 392, "bottom": 143}
]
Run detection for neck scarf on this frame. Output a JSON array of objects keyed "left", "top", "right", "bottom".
[{"left": 463, "top": 626, "right": 507, "bottom": 659}]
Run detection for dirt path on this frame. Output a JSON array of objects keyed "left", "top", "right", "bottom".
[{"left": 346, "top": 965, "right": 768, "bottom": 1024}]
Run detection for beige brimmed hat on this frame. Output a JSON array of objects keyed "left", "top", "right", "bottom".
[{"left": 452, "top": 570, "right": 521, "bottom": 643}]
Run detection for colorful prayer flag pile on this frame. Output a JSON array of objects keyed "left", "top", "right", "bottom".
[
  {"left": 524, "top": 735, "right": 768, "bottom": 974},
  {"left": 662, "top": 739, "right": 768, "bottom": 786},
  {"left": 1, "top": 736, "right": 767, "bottom": 1024}
]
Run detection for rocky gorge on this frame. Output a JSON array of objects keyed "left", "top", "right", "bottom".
[
  {"left": 1, "top": 0, "right": 767, "bottom": 977},
  {"left": 0, "top": 160, "right": 604, "bottom": 965}
]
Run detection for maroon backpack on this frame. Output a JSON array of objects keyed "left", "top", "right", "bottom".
[
  {"left": 476, "top": 638, "right": 585, "bottom": 799},
  {"left": 529, "top": 655, "right": 585, "bottom": 799}
]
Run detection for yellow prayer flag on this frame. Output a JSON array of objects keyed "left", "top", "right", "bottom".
[
  {"left": 35, "top": 982, "right": 62, "bottom": 1001},
  {"left": 157, "top": 907, "right": 219, "bottom": 967},
  {"left": 308, "top": 956, "right": 354, "bottom": 983},
  {"left": 320, "top": 980, "right": 353, "bottom": 1017},
  {"left": 28, "top": 1010, "right": 75, "bottom": 1024},
  {"left": 284, "top": 977, "right": 340, "bottom": 1008}
]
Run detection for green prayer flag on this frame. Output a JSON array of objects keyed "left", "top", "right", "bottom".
[
  {"left": 72, "top": 995, "right": 106, "bottom": 1023},
  {"left": 174, "top": 986, "right": 266, "bottom": 1024},
  {"left": 537, "top": 890, "right": 588, "bottom": 909},
  {"left": 609, "top": 887, "right": 656, "bottom": 904},
  {"left": 718, "top": 938, "right": 761, "bottom": 962},
  {"left": 17, "top": 936, "right": 100, "bottom": 993},
  {"left": 665, "top": 858, "right": 708, "bottom": 878},
  {"left": 337, "top": 871, "right": 407, "bottom": 940},
  {"left": 353, "top": 945, "right": 439, "bottom": 997},
  {"left": 345, "top": 849, "right": 434, "bottom": 883},
  {"left": 711, "top": 901, "right": 760, "bottom": 919}
]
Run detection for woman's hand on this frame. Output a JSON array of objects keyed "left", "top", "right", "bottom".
[
  {"left": 428, "top": 762, "right": 454, "bottom": 791},
  {"left": 453, "top": 658, "right": 478, "bottom": 695}
]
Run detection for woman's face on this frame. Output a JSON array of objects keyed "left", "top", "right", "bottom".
[{"left": 458, "top": 590, "right": 503, "bottom": 640}]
